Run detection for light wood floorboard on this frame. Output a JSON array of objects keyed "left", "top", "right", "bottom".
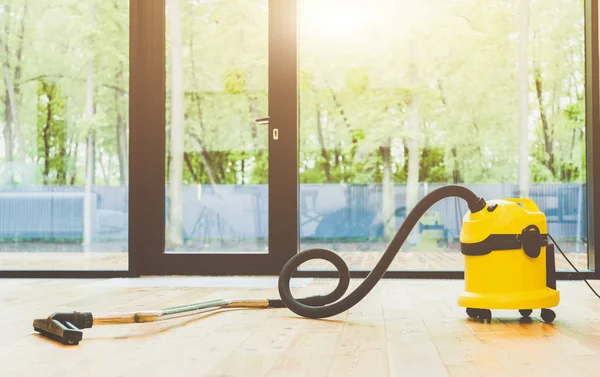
[{"left": 2, "top": 277, "right": 600, "bottom": 376}]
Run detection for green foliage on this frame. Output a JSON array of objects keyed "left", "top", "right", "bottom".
[
  {"left": 565, "top": 102, "right": 584, "bottom": 124},
  {"left": 392, "top": 146, "right": 447, "bottom": 183},
  {"left": 223, "top": 68, "right": 247, "bottom": 95},
  {"left": 299, "top": 70, "right": 313, "bottom": 93},
  {"left": 346, "top": 67, "right": 370, "bottom": 94}
]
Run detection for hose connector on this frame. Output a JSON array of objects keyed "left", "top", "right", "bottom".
[
  {"left": 468, "top": 197, "right": 487, "bottom": 213},
  {"left": 49, "top": 311, "right": 93, "bottom": 329}
]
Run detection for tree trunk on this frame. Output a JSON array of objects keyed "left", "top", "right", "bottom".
[
  {"left": 166, "top": 0, "right": 184, "bottom": 248},
  {"left": 240, "top": 157, "right": 245, "bottom": 183},
  {"left": 217, "top": 152, "right": 226, "bottom": 181},
  {"left": 12, "top": 0, "right": 27, "bottom": 166},
  {"left": 57, "top": 87, "right": 67, "bottom": 185},
  {"left": 199, "top": 145, "right": 220, "bottom": 185},
  {"left": 70, "top": 139, "right": 79, "bottom": 185},
  {"left": 405, "top": 40, "right": 420, "bottom": 246},
  {"left": 380, "top": 139, "right": 395, "bottom": 241},
  {"left": 3, "top": 88, "right": 13, "bottom": 185},
  {"left": 1, "top": 1, "right": 13, "bottom": 185},
  {"left": 115, "top": 63, "right": 128, "bottom": 185},
  {"left": 451, "top": 147, "right": 462, "bottom": 183},
  {"left": 518, "top": 0, "right": 530, "bottom": 197},
  {"left": 0, "top": 0, "right": 28, "bottom": 183},
  {"left": 184, "top": 152, "right": 198, "bottom": 182},
  {"left": 3, "top": 65, "right": 23, "bottom": 160},
  {"left": 188, "top": 18, "right": 219, "bottom": 188},
  {"left": 406, "top": 39, "right": 420, "bottom": 214},
  {"left": 534, "top": 68, "right": 554, "bottom": 176},
  {"left": 57, "top": 143, "right": 67, "bottom": 184},
  {"left": 438, "top": 80, "right": 462, "bottom": 184},
  {"left": 190, "top": 93, "right": 220, "bottom": 186},
  {"left": 100, "top": 156, "right": 109, "bottom": 185},
  {"left": 83, "top": 4, "right": 96, "bottom": 249},
  {"left": 406, "top": 105, "right": 419, "bottom": 210},
  {"left": 329, "top": 89, "right": 351, "bottom": 131},
  {"left": 247, "top": 93, "right": 259, "bottom": 141},
  {"left": 316, "top": 107, "right": 332, "bottom": 182},
  {"left": 41, "top": 82, "right": 52, "bottom": 184}
]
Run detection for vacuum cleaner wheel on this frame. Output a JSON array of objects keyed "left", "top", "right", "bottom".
[
  {"left": 467, "top": 307, "right": 556, "bottom": 324},
  {"left": 465, "top": 308, "right": 492, "bottom": 323},
  {"left": 541, "top": 308, "right": 556, "bottom": 323}
]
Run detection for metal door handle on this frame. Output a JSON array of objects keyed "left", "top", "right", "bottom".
[{"left": 256, "top": 116, "right": 270, "bottom": 125}]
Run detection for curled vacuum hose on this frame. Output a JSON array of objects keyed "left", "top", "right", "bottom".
[{"left": 277, "top": 185, "right": 487, "bottom": 319}]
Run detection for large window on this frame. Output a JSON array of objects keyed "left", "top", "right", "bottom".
[
  {"left": 298, "top": 0, "right": 589, "bottom": 272},
  {"left": 1, "top": 0, "right": 596, "bottom": 277},
  {"left": 0, "top": 1, "right": 129, "bottom": 270}
]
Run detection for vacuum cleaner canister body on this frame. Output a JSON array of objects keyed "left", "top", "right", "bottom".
[{"left": 458, "top": 198, "right": 560, "bottom": 323}]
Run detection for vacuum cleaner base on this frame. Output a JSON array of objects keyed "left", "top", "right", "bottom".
[
  {"left": 458, "top": 287, "right": 560, "bottom": 310},
  {"left": 458, "top": 287, "right": 559, "bottom": 323}
]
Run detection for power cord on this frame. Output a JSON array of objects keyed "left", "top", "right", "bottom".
[{"left": 548, "top": 234, "right": 600, "bottom": 300}]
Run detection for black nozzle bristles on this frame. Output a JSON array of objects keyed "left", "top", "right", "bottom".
[
  {"left": 33, "top": 318, "right": 83, "bottom": 345},
  {"left": 32, "top": 312, "right": 92, "bottom": 345}
]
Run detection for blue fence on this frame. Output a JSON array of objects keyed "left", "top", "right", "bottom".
[
  {"left": 300, "top": 183, "right": 586, "bottom": 242},
  {"left": 0, "top": 183, "right": 587, "bottom": 244}
]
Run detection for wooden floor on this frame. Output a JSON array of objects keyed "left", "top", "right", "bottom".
[{"left": 3, "top": 276, "right": 600, "bottom": 377}]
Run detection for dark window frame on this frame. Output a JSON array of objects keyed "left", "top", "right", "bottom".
[{"left": 139, "top": 0, "right": 299, "bottom": 275}]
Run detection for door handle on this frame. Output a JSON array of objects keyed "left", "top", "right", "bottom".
[{"left": 256, "top": 116, "right": 270, "bottom": 125}]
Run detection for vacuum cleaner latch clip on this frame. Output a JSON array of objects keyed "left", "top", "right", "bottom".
[{"left": 521, "top": 225, "right": 547, "bottom": 259}]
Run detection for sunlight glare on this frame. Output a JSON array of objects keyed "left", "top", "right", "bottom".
[{"left": 317, "top": 5, "right": 363, "bottom": 37}]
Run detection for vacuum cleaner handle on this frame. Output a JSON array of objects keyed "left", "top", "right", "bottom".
[{"left": 503, "top": 198, "right": 541, "bottom": 213}]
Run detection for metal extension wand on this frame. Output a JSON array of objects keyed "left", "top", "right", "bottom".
[{"left": 33, "top": 298, "right": 271, "bottom": 345}]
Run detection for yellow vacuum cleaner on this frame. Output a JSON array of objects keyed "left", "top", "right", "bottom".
[
  {"left": 458, "top": 198, "right": 559, "bottom": 323},
  {"left": 33, "top": 185, "right": 587, "bottom": 345}
]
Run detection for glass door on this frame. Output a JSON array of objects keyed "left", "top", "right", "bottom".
[{"left": 142, "top": 0, "right": 298, "bottom": 275}]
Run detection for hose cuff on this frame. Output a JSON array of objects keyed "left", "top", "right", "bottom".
[
  {"left": 268, "top": 299, "right": 285, "bottom": 308},
  {"left": 468, "top": 197, "right": 487, "bottom": 213},
  {"left": 49, "top": 311, "right": 94, "bottom": 329},
  {"left": 80, "top": 312, "right": 93, "bottom": 329}
]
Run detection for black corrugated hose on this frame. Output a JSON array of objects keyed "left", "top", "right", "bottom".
[{"left": 272, "top": 185, "right": 487, "bottom": 319}]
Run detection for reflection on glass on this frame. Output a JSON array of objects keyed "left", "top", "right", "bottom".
[
  {"left": 298, "top": 0, "right": 588, "bottom": 271},
  {"left": 165, "top": 0, "right": 268, "bottom": 253},
  {"left": 0, "top": 1, "right": 129, "bottom": 270}
]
